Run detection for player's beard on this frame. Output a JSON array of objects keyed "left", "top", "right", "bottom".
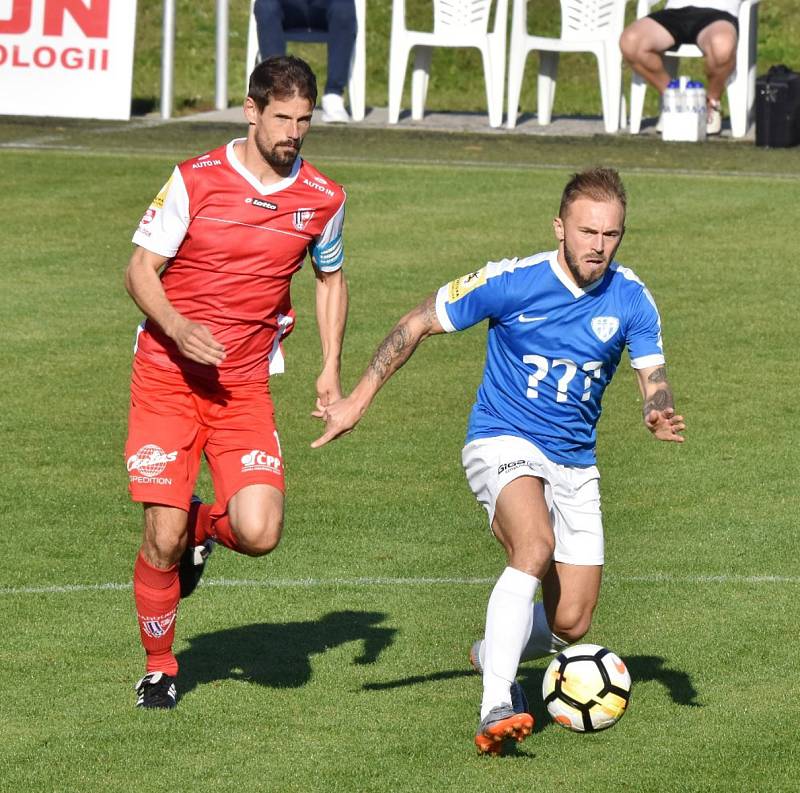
[
  {"left": 563, "top": 241, "right": 614, "bottom": 288},
  {"left": 256, "top": 136, "right": 303, "bottom": 170}
]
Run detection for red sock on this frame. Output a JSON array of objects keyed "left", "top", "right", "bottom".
[
  {"left": 209, "top": 514, "right": 243, "bottom": 553},
  {"left": 133, "top": 552, "right": 180, "bottom": 676},
  {"left": 187, "top": 501, "right": 213, "bottom": 546}
]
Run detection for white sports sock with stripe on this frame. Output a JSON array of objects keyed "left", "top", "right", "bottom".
[{"left": 480, "top": 566, "right": 539, "bottom": 720}]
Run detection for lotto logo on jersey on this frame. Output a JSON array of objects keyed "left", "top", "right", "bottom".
[
  {"left": 139, "top": 608, "right": 177, "bottom": 639},
  {"left": 241, "top": 450, "right": 282, "bottom": 474},
  {"left": 245, "top": 197, "right": 278, "bottom": 210},
  {"left": 293, "top": 209, "right": 315, "bottom": 231},
  {"left": 127, "top": 444, "right": 177, "bottom": 484},
  {"left": 591, "top": 316, "right": 620, "bottom": 342},
  {"left": 448, "top": 268, "right": 487, "bottom": 302}
]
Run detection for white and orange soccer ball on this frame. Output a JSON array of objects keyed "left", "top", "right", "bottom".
[{"left": 542, "top": 644, "right": 632, "bottom": 732}]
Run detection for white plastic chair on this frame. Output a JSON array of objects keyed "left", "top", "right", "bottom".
[
  {"left": 628, "top": 0, "right": 761, "bottom": 137},
  {"left": 388, "top": 0, "right": 509, "bottom": 128},
  {"left": 506, "top": 0, "right": 629, "bottom": 133},
  {"left": 246, "top": 0, "right": 366, "bottom": 121}
]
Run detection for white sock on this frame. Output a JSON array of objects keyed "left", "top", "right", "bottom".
[
  {"left": 521, "top": 601, "right": 569, "bottom": 661},
  {"left": 481, "top": 567, "right": 539, "bottom": 719}
]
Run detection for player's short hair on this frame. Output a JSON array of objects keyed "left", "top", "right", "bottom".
[
  {"left": 248, "top": 55, "right": 318, "bottom": 111},
  {"left": 559, "top": 168, "right": 627, "bottom": 220}
]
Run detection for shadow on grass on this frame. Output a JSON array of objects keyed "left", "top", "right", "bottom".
[
  {"left": 364, "top": 653, "right": 700, "bottom": 737},
  {"left": 176, "top": 609, "right": 396, "bottom": 700}
]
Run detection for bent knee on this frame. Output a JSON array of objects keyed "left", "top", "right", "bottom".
[
  {"left": 233, "top": 515, "right": 283, "bottom": 557},
  {"left": 551, "top": 611, "right": 594, "bottom": 644}
]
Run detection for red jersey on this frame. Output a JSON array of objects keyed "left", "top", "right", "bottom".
[{"left": 131, "top": 139, "right": 346, "bottom": 384}]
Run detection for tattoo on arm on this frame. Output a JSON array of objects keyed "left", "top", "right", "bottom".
[
  {"left": 643, "top": 387, "right": 674, "bottom": 416},
  {"left": 647, "top": 366, "right": 667, "bottom": 384},
  {"left": 366, "top": 295, "right": 437, "bottom": 386}
]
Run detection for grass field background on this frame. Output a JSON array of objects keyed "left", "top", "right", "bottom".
[{"left": 1, "top": 118, "right": 799, "bottom": 792}]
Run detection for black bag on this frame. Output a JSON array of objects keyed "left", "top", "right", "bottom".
[{"left": 755, "top": 65, "right": 800, "bottom": 148}]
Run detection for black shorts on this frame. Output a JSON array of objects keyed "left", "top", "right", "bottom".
[{"left": 649, "top": 7, "right": 739, "bottom": 49}]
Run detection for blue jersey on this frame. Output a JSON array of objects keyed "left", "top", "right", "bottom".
[{"left": 434, "top": 251, "right": 665, "bottom": 466}]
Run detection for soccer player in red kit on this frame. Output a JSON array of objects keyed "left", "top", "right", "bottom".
[{"left": 124, "top": 56, "right": 348, "bottom": 708}]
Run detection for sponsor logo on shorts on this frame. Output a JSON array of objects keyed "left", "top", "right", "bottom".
[
  {"left": 127, "top": 444, "right": 177, "bottom": 484},
  {"left": 245, "top": 197, "right": 278, "bottom": 210},
  {"left": 241, "top": 449, "right": 282, "bottom": 474},
  {"left": 292, "top": 208, "right": 315, "bottom": 231},
  {"left": 139, "top": 608, "right": 177, "bottom": 639},
  {"left": 497, "top": 459, "right": 533, "bottom": 475}
]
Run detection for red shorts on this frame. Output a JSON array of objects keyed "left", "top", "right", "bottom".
[{"left": 125, "top": 357, "right": 285, "bottom": 513}]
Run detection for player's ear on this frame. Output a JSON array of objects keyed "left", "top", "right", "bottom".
[
  {"left": 243, "top": 96, "right": 260, "bottom": 126},
  {"left": 553, "top": 216, "right": 565, "bottom": 242}
]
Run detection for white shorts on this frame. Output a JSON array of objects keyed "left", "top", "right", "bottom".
[{"left": 462, "top": 435, "right": 604, "bottom": 566}]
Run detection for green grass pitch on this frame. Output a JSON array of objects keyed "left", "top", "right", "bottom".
[{"left": 0, "top": 119, "right": 798, "bottom": 792}]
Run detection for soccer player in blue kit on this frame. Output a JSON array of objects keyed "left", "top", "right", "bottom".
[{"left": 312, "top": 168, "right": 685, "bottom": 755}]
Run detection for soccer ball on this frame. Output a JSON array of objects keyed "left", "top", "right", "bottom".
[{"left": 542, "top": 643, "right": 631, "bottom": 732}]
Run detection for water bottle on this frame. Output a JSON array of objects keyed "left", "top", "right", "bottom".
[
  {"left": 694, "top": 80, "right": 707, "bottom": 125},
  {"left": 662, "top": 79, "right": 680, "bottom": 113}
]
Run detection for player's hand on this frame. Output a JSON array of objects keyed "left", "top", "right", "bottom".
[
  {"left": 312, "top": 370, "right": 343, "bottom": 418},
  {"left": 645, "top": 407, "right": 686, "bottom": 443},
  {"left": 311, "top": 396, "right": 364, "bottom": 448},
  {"left": 172, "top": 318, "right": 226, "bottom": 366}
]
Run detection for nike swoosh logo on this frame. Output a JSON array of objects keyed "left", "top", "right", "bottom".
[{"left": 518, "top": 315, "right": 548, "bottom": 323}]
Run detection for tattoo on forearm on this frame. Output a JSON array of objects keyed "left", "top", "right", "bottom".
[
  {"left": 644, "top": 387, "right": 674, "bottom": 415},
  {"left": 369, "top": 325, "right": 411, "bottom": 383},
  {"left": 366, "top": 296, "right": 436, "bottom": 385},
  {"left": 647, "top": 366, "right": 667, "bottom": 384}
]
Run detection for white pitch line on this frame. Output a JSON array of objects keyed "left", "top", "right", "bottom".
[
  {"left": 1, "top": 573, "right": 798, "bottom": 597},
  {"left": 2, "top": 141, "right": 799, "bottom": 182}
]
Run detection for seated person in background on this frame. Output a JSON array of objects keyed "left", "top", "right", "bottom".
[
  {"left": 619, "top": 0, "right": 741, "bottom": 135},
  {"left": 254, "top": 0, "right": 357, "bottom": 123}
]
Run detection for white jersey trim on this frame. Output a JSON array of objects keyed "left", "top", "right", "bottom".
[
  {"left": 630, "top": 353, "right": 666, "bottom": 370},
  {"left": 435, "top": 285, "right": 457, "bottom": 332},
  {"left": 132, "top": 166, "right": 190, "bottom": 258},
  {"left": 226, "top": 138, "right": 302, "bottom": 195}
]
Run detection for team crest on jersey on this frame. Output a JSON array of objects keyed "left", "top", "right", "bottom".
[
  {"left": 447, "top": 268, "right": 487, "bottom": 302},
  {"left": 591, "top": 316, "right": 619, "bottom": 342},
  {"left": 293, "top": 208, "right": 315, "bottom": 231}
]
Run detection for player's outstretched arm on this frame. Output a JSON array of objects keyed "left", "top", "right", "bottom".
[
  {"left": 125, "top": 246, "right": 226, "bottom": 366},
  {"left": 313, "top": 267, "right": 348, "bottom": 413},
  {"left": 311, "top": 293, "right": 444, "bottom": 448},
  {"left": 636, "top": 364, "right": 686, "bottom": 443}
]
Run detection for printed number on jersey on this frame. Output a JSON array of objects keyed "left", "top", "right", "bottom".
[{"left": 524, "top": 355, "right": 603, "bottom": 402}]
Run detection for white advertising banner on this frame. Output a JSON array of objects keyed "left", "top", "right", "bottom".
[{"left": 0, "top": 0, "right": 138, "bottom": 120}]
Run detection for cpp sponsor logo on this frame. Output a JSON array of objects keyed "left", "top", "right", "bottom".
[
  {"left": 302, "top": 178, "right": 335, "bottom": 197},
  {"left": 245, "top": 197, "right": 278, "bottom": 210},
  {"left": 241, "top": 449, "right": 282, "bottom": 474},
  {"left": 127, "top": 444, "right": 177, "bottom": 484}
]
